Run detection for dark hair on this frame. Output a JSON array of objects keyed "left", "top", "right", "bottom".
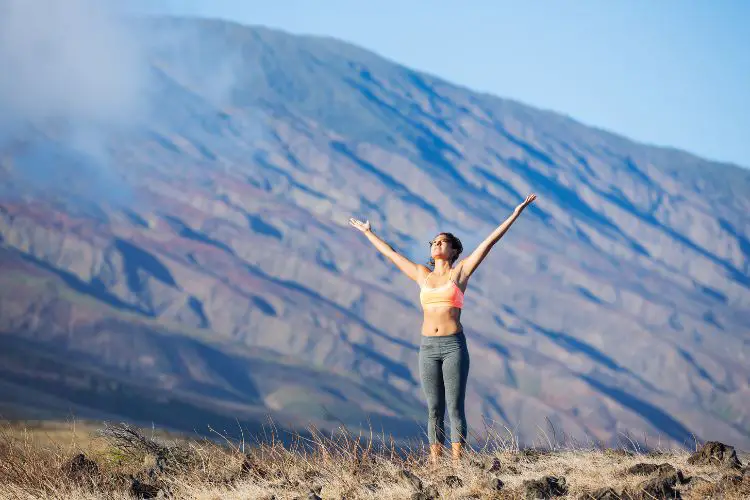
[{"left": 427, "top": 232, "right": 463, "bottom": 269}]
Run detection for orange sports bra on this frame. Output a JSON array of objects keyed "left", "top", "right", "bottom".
[{"left": 419, "top": 268, "right": 464, "bottom": 309}]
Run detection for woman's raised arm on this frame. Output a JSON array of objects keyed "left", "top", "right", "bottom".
[
  {"left": 459, "top": 193, "right": 537, "bottom": 279},
  {"left": 349, "top": 218, "right": 428, "bottom": 282}
]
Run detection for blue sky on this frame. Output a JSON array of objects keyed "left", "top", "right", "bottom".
[{"left": 132, "top": 1, "right": 750, "bottom": 168}]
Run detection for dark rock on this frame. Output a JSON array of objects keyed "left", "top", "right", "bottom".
[
  {"left": 519, "top": 449, "right": 545, "bottom": 462},
  {"left": 241, "top": 454, "right": 268, "bottom": 478},
  {"left": 488, "top": 477, "right": 504, "bottom": 491},
  {"left": 445, "top": 475, "right": 463, "bottom": 488},
  {"left": 655, "top": 464, "right": 678, "bottom": 477},
  {"left": 523, "top": 476, "right": 568, "bottom": 499},
  {"left": 634, "top": 470, "right": 683, "bottom": 500},
  {"left": 424, "top": 484, "right": 439, "bottom": 498},
  {"left": 626, "top": 462, "right": 678, "bottom": 477},
  {"left": 62, "top": 453, "right": 99, "bottom": 483},
  {"left": 626, "top": 463, "right": 660, "bottom": 475},
  {"left": 577, "top": 488, "right": 621, "bottom": 500},
  {"left": 411, "top": 492, "right": 432, "bottom": 500},
  {"left": 625, "top": 462, "right": 687, "bottom": 497},
  {"left": 488, "top": 457, "right": 502, "bottom": 473},
  {"left": 363, "top": 482, "right": 378, "bottom": 492},
  {"left": 130, "top": 477, "right": 160, "bottom": 499},
  {"left": 657, "top": 465, "right": 686, "bottom": 489},
  {"left": 687, "top": 441, "right": 742, "bottom": 469},
  {"left": 399, "top": 469, "right": 423, "bottom": 491},
  {"left": 663, "top": 468, "right": 686, "bottom": 485},
  {"left": 304, "top": 470, "right": 323, "bottom": 481},
  {"left": 469, "top": 458, "right": 484, "bottom": 470}
]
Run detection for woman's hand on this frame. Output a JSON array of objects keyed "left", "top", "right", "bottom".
[
  {"left": 348, "top": 217, "right": 371, "bottom": 233},
  {"left": 514, "top": 193, "right": 537, "bottom": 214}
]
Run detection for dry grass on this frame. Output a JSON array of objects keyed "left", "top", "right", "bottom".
[{"left": 0, "top": 420, "right": 748, "bottom": 499}]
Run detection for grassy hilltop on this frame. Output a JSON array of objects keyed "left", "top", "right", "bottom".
[{"left": 1, "top": 420, "right": 749, "bottom": 499}]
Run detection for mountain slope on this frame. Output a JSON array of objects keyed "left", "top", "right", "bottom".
[{"left": 1, "top": 16, "right": 749, "bottom": 449}]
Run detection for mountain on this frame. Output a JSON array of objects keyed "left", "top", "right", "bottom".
[{"left": 1, "top": 16, "right": 749, "bottom": 449}]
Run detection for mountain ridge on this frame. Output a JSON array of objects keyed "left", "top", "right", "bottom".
[
  {"left": 176, "top": 15, "right": 749, "bottom": 174},
  {"left": 142, "top": 15, "right": 750, "bottom": 178}
]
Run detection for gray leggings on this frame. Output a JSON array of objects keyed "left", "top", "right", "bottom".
[{"left": 419, "top": 331, "right": 470, "bottom": 445}]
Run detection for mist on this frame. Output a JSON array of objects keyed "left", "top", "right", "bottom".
[
  {"left": 0, "top": 2, "right": 262, "bottom": 205},
  {"left": 0, "top": 0, "right": 148, "bottom": 127},
  {"left": 0, "top": 0, "right": 149, "bottom": 209}
]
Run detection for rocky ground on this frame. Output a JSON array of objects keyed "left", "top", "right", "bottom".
[{"left": 1, "top": 421, "right": 749, "bottom": 499}]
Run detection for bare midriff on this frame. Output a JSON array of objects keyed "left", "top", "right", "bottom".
[{"left": 421, "top": 305, "right": 462, "bottom": 337}]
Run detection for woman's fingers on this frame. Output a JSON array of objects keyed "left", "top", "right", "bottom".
[{"left": 348, "top": 217, "right": 372, "bottom": 233}]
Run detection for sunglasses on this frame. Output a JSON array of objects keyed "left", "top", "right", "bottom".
[{"left": 428, "top": 238, "right": 450, "bottom": 247}]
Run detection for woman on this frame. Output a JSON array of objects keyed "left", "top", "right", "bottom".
[{"left": 349, "top": 193, "right": 537, "bottom": 462}]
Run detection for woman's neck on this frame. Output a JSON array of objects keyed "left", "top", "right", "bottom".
[{"left": 432, "top": 260, "right": 452, "bottom": 275}]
